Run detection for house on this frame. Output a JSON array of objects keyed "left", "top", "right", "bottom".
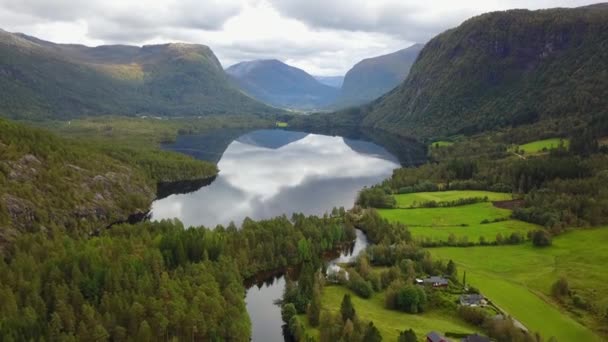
[
  {"left": 461, "top": 334, "right": 491, "bottom": 342},
  {"left": 459, "top": 294, "right": 486, "bottom": 307},
  {"left": 422, "top": 276, "right": 449, "bottom": 287},
  {"left": 426, "top": 331, "right": 450, "bottom": 342}
]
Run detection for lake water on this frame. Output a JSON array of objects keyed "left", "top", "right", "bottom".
[
  {"left": 151, "top": 129, "right": 401, "bottom": 228},
  {"left": 244, "top": 229, "right": 369, "bottom": 342},
  {"left": 150, "top": 128, "right": 409, "bottom": 342}
]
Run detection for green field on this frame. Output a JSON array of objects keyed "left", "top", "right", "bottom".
[
  {"left": 276, "top": 121, "right": 289, "bottom": 127},
  {"left": 378, "top": 202, "right": 537, "bottom": 243},
  {"left": 431, "top": 140, "right": 454, "bottom": 148},
  {"left": 431, "top": 229, "right": 608, "bottom": 341},
  {"left": 303, "top": 285, "right": 479, "bottom": 340},
  {"left": 518, "top": 138, "right": 569, "bottom": 154},
  {"left": 393, "top": 191, "right": 513, "bottom": 208}
]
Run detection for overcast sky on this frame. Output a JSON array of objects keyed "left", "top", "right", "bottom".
[{"left": 0, "top": 0, "right": 598, "bottom": 75}]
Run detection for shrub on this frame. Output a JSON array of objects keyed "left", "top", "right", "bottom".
[{"left": 532, "top": 230, "right": 552, "bottom": 247}]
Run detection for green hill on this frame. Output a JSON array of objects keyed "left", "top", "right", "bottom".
[
  {"left": 306, "top": 6, "right": 608, "bottom": 139},
  {"left": 0, "top": 30, "right": 278, "bottom": 120},
  {"left": 0, "top": 117, "right": 219, "bottom": 245}
]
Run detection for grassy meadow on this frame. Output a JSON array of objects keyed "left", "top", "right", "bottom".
[
  {"left": 379, "top": 191, "right": 537, "bottom": 243},
  {"left": 302, "top": 285, "right": 479, "bottom": 341},
  {"left": 431, "top": 229, "right": 608, "bottom": 341},
  {"left": 517, "top": 138, "right": 569, "bottom": 154},
  {"left": 393, "top": 190, "right": 512, "bottom": 208},
  {"left": 431, "top": 140, "right": 454, "bottom": 148}
]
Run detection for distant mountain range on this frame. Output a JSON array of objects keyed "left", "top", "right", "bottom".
[
  {"left": 226, "top": 46, "right": 423, "bottom": 111},
  {"left": 0, "top": 29, "right": 277, "bottom": 120},
  {"left": 334, "top": 44, "right": 424, "bottom": 108},
  {"left": 226, "top": 59, "right": 338, "bottom": 111},
  {"left": 315, "top": 76, "right": 344, "bottom": 88}
]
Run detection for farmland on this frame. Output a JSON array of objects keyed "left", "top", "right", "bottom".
[
  {"left": 393, "top": 191, "right": 513, "bottom": 208},
  {"left": 301, "top": 285, "right": 479, "bottom": 341},
  {"left": 431, "top": 229, "right": 608, "bottom": 341},
  {"left": 517, "top": 138, "right": 569, "bottom": 154},
  {"left": 378, "top": 196, "right": 538, "bottom": 243}
]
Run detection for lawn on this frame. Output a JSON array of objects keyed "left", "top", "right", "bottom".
[
  {"left": 378, "top": 202, "right": 537, "bottom": 243},
  {"left": 430, "top": 140, "right": 454, "bottom": 148},
  {"left": 431, "top": 228, "right": 608, "bottom": 341},
  {"left": 517, "top": 138, "right": 569, "bottom": 154},
  {"left": 393, "top": 190, "right": 513, "bottom": 208},
  {"left": 303, "top": 285, "right": 479, "bottom": 340},
  {"left": 276, "top": 121, "right": 289, "bottom": 127}
]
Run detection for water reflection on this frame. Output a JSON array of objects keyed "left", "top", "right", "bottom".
[{"left": 151, "top": 129, "right": 400, "bottom": 228}]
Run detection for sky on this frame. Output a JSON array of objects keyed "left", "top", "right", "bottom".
[{"left": 0, "top": 0, "right": 598, "bottom": 75}]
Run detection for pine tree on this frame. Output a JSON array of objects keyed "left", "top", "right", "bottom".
[{"left": 340, "top": 294, "right": 356, "bottom": 323}]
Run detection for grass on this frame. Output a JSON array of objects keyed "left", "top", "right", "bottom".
[
  {"left": 393, "top": 190, "right": 513, "bottom": 208},
  {"left": 276, "top": 121, "right": 289, "bottom": 127},
  {"left": 517, "top": 138, "right": 569, "bottom": 154},
  {"left": 431, "top": 140, "right": 454, "bottom": 148},
  {"left": 378, "top": 202, "right": 537, "bottom": 243},
  {"left": 304, "top": 285, "right": 479, "bottom": 340},
  {"left": 431, "top": 228, "right": 608, "bottom": 341}
]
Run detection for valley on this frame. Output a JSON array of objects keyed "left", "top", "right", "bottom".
[{"left": 1, "top": 2, "right": 608, "bottom": 342}]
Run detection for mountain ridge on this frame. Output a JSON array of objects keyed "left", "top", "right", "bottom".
[
  {"left": 333, "top": 44, "right": 424, "bottom": 108},
  {"left": 341, "top": 6, "right": 608, "bottom": 139},
  {"left": 226, "top": 59, "right": 338, "bottom": 110},
  {"left": 0, "top": 30, "right": 278, "bottom": 120}
]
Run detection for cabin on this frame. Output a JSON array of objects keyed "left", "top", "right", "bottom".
[
  {"left": 426, "top": 331, "right": 450, "bottom": 342},
  {"left": 422, "top": 276, "right": 449, "bottom": 287},
  {"left": 459, "top": 294, "right": 486, "bottom": 307},
  {"left": 460, "top": 334, "right": 491, "bottom": 342}
]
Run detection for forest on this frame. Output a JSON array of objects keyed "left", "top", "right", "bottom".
[{"left": 0, "top": 212, "right": 355, "bottom": 341}]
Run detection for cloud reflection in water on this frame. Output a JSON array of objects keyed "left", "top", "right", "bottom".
[{"left": 151, "top": 130, "right": 399, "bottom": 228}]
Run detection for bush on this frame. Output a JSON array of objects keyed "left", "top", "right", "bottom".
[
  {"left": 347, "top": 270, "right": 374, "bottom": 298},
  {"left": 551, "top": 277, "right": 570, "bottom": 298},
  {"left": 532, "top": 230, "right": 552, "bottom": 247},
  {"left": 458, "top": 306, "right": 488, "bottom": 326}
]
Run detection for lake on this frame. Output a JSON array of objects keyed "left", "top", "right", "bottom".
[
  {"left": 151, "top": 129, "right": 402, "bottom": 228},
  {"left": 244, "top": 229, "right": 370, "bottom": 342},
  {"left": 150, "top": 128, "right": 417, "bottom": 342}
]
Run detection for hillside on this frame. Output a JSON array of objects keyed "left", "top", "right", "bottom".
[
  {"left": 0, "top": 115, "right": 224, "bottom": 245},
  {"left": 226, "top": 59, "right": 338, "bottom": 110},
  {"left": 0, "top": 118, "right": 155, "bottom": 244},
  {"left": 335, "top": 6, "right": 608, "bottom": 139},
  {"left": 0, "top": 30, "right": 277, "bottom": 120},
  {"left": 333, "top": 44, "right": 423, "bottom": 108}
]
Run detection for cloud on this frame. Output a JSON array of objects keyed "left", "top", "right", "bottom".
[
  {"left": 0, "top": 0, "right": 600, "bottom": 75},
  {"left": 0, "top": 0, "right": 243, "bottom": 42}
]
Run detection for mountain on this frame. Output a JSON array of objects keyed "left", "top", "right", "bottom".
[
  {"left": 226, "top": 59, "right": 338, "bottom": 110},
  {"left": 355, "top": 6, "right": 608, "bottom": 138},
  {"left": 333, "top": 44, "right": 423, "bottom": 108},
  {"left": 315, "top": 76, "right": 344, "bottom": 88},
  {"left": 0, "top": 30, "right": 277, "bottom": 120}
]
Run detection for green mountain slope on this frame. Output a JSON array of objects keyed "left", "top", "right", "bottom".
[
  {"left": 358, "top": 6, "right": 608, "bottom": 138},
  {"left": 334, "top": 44, "right": 423, "bottom": 108},
  {"left": 0, "top": 30, "right": 277, "bottom": 120}
]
